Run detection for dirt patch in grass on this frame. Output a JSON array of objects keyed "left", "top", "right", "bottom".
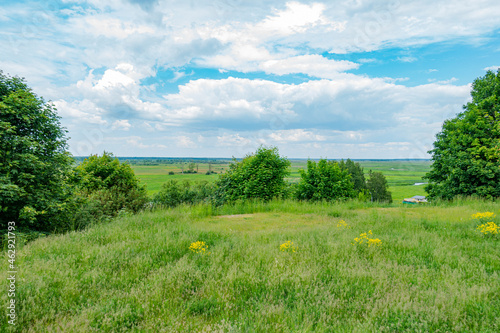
[{"left": 218, "top": 214, "right": 255, "bottom": 219}]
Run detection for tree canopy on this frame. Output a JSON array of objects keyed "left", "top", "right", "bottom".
[
  {"left": 366, "top": 171, "right": 392, "bottom": 203},
  {"left": 0, "top": 71, "right": 74, "bottom": 231},
  {"left": 425, "top": 70, "right": 500, "bottom": 199},
  {"left": 339, "top": 159, "right": 368, "bottom": 195},
  {"left": 296, "top": 159, "right": 355, "bottom": 201},
  {"left": 213, "top": 146, "right": 290, "bottom": 204},
  {"left": 73, "top": 152, "right": 148, "bottom": 217}
]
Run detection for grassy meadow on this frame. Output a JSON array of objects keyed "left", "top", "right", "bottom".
[
  {"left": 2, "top": 199, "right": 499, "bottom": 332},
  {"left": 131, "top": 159, "right": 431, "bottom": 201}
]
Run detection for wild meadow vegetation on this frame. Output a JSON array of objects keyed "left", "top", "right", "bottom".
[
  {"left": 1, "top": 66, "right": 499, "bottom": 331},
  {"left": 1, "top": 199, "right": 499, "bottom": 332}
]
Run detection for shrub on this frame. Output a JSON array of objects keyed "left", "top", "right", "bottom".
[
  {"left": 213, "top": 146, "right": 290, "bottom": 205},
  {"left": 152, "top": 180, "right": 214, "bottom": 208},
  {"left": 296, "top": 159, "right": 355, "bottom": 201},
  {"left": 72, "top": 152, "right": 148, "bottom": 223}
]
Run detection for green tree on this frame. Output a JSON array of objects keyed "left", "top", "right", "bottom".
[
  {"left": 425, "top": 70, "right": 500, "bottom": 199},
  {"left": 296, "top": 159, "right": 355, "bottom": 201},
  {"left": 0, "top": 72, "right": 74, "bottom": 231},
  {"left": 213, "top": 146, "right": 290, "bottom": 204},
  {"left": 366, "top": 171, "right": 392, "bottom": 203},
  {"left": 73, "top": 152, "right": 148, "bottom": 218},
  {"left": 339, "top": 159, "right": 367, "bottom": 194}
]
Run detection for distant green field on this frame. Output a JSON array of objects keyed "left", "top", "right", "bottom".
[
  {"left": 131, "top": 163, "right": 230, "bottom": 195},
  {"left": 132, "top": 160, "right": 431, "bottom": 202}
]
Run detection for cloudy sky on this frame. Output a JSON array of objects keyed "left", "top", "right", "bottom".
[{"left": 2, "top": 0, "right": 500, "bottom": 158}]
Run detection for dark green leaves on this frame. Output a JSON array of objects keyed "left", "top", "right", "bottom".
[
  {"left": 425, "top": 70, "right": 500, "bottom": 199},
  {"left": 213, "top": 146, "right": 291, "bottom": 204},
  {"left": 0, "top": 71, "right": 74, "bottom": 231},
  {"left": 296, "top": 159, "right": 355, "bottom": 201}
]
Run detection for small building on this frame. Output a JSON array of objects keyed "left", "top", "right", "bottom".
[{"left": 403, "top": 195, "right": 428, "bottom": 204}]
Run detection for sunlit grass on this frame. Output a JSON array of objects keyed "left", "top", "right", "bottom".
[{"left": 2, "top": 198, "right": 499, "bottom": 332}]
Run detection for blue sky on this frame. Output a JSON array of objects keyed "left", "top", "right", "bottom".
[{"left": 1, "top": 0, "right": 500, "bottom": 158}]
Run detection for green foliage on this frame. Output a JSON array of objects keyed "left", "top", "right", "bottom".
[
  {"left": 367, "top": 170, "right": 393, "bottom": 203},
  {"left": 213, "top": 146, "right": 291, "bottom": 205},
  {"left": 339, "top": 159, "right": 368, "bottom": 194},
  {"left": 0, "top": 71, "right": 74, "bottom": 231},
  {"left": 152, "top": 180, "right": 215, "bottom": 208},
  {"left": 73, "top": 152, "right": 148, "bottom": 221},
  {"left": 425, "top": 70, "right": 500, "bottom": 199},
  {"left": 296, "top": 159, "right": 356, "bottom": 201}
]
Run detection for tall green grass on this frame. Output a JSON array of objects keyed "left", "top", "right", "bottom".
[{"left": 1, "top": 199, "right": 499, "bottom": 332}]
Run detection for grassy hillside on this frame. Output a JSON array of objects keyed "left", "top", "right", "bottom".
[{"left": 2, "top": 199, "right": 499, "bottom": 332}]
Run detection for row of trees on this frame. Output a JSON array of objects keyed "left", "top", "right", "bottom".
[{"left": 153, "top": 146, "right": 392, "bottom": 208}]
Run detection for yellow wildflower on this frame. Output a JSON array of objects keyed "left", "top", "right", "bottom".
[
  {"left": 189, "top": 241, "right": 210, "bottom": 255},
  {"left": 336, "top": 220, "right": 351, "bottom": 229},
  {"left": 471, "top": 212, "right": 496, "bottom": 220},
  {"left": 476, "top": 222, "right": 499, "bottom": 235},
  {"left": 352, "top": 230, "right": 382, "bottom": 247},
  {"left": 280, "top": 240, "right": 298, "bottom": 253}
]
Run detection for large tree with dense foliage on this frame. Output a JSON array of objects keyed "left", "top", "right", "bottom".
[
  {"left": 296, "top": 159, "right": 355, "bottom": 201},
  {"left": 425, "top": 70, "right": 500, "bottom": 199},
  {"left": 213, "top": 146, "right": 290, "bottom": 204},
  {"left": 0, "top": 72, "right": 74, "bottom": 231}
]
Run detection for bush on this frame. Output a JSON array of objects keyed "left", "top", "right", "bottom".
[
  {"left": 152, "top": 180, "right": 214, "bottom": 208},
  {"left": 168, "top": 171, "right": 175, "bottom": 175},
  {"left": 213, "top": 146, "right": 290, "bottom": 205},
  {"left": 296, "top": 159, "right": 356, "bottom": 201},
  {"left": 72, "top": 152, "right": 148, "bottom": 223}
]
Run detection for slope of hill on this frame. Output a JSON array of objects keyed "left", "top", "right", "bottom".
[{"left": 2, "top": 199, "right": 499, "bottom": 332}]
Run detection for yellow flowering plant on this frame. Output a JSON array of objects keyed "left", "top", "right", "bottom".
[
  {"left": 336, "top": 220, "right": 351, "bottom": 229},
  {"left": 476, "top": 222, "right": 499, "bottom": 235},
  {"left": 472, "top": 212, "right": 499, "bottom": 236},
  {"left": 471, "top": 212, "right": 496, "bottom": 220},
  {"left": 352, "top": 230, "right": 382, "bottom": 247},
  {"left": 280, "top": 240, "right": 298, "bottom": 253},
  {"left": 189, "top": 241, "right": 210, "bottom": 255}
]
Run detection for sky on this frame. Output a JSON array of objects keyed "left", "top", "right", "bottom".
[{"left": 1, "top": 0, "right": 500, "bottom": 159}]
